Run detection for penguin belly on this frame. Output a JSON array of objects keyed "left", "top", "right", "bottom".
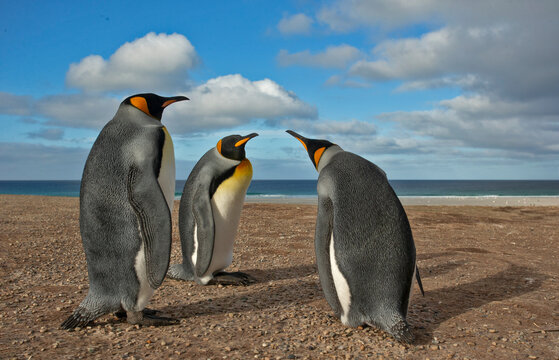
[
  {"left": 199, "top": 159, "right": 252, "bottom": 284},
  {"left": 329, "top": 233, "right": 352, "bottom": 324},
  {"left": 133, "top": 126, "right": 175, "bottom": 309}
]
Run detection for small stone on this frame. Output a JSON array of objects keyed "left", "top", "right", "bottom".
[
  {"left": 430, "top": 345, "right": 439, "bottom": 350},
  {"left": 489, "top": 329, "right": 497, "bottom": 333}
]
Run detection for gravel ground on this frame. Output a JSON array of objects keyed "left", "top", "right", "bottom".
[{"left": 1, "top": 195, "right": 558, "bottom": 359}]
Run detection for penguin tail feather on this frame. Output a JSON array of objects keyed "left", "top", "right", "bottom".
[
  {"left": 415, "top": 265, "right": 425, "bottom": 296},
  {"left": 60, "top": 306, "right": 103, "bottom": 330}
]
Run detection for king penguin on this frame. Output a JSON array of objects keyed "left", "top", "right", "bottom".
[
  {"left": 167, "top": 133, "right": 258, "bottom": 286},
  {"left": 286, "top": 130, "right": 424, "bottom": 343},
  {"left": 61, "top": 93, "right": 188, "bottom": 329}
]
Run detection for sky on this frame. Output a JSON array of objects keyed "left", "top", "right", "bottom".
[{"left": 1, "top": 0, "right": 558, "bottom": 180}]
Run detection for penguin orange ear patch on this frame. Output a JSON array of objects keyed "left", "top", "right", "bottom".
[
  {"left": 217, "top": 139, "right": 222, "bottom": 154},
  {"left": 314, "top": 147, "right": 326, "bottom": 167},
  {"left": 130, "top": 97, "right": 150, "bottom": 116}
]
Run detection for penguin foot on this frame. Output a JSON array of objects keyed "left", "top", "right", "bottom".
[
  {"left": 166, "top": 264, "right": 195, "bottom": 281},
  {"left": 126, "top": 310, "right": 179, "bottom": 326},
  {"left": 210, "top": 271, "right": 256, "bottom": 286},
  {"left": 388, "top": 320, "right": 414, "bottom": 344},
  {"left": 115, "top": 308, "right": 158, "bottom": 319}
]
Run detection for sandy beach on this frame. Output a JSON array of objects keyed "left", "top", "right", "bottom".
[{"left": 1, "top": 194, "right": 558, "bottom": 359}]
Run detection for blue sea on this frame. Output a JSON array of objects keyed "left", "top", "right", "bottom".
[{"left": 0, "top": 180, "right": 558, "bottom": 198}]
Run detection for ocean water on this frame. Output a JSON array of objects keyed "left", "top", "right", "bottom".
[{"left": 1, "top": 180, "right": 558, "bottom": 198}]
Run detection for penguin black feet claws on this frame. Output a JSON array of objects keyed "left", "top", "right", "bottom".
[
  {"left": 389, "top": 320, "right": 414, "bottom": 344},
  {"left": 115, "top": 307, "right": 158, "bottom": 319},
  {"left": 210, "top": 271, "right": 256, "bottom": 286},
  {"left": 166, "top": 264, "right": 195, "bottom": 281},
  {"left": 126, "top": 310, "right": 179, "bottom": 327}
]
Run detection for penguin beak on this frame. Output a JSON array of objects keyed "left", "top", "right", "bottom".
[
  {"left": 286, "top": 130, "right": 308, "bottom": 151},
  {"left": 162, "top": 96, "right": 189, "bottom": 108},
  {"left": 234, "top": 133, "right": 259, "bottom": 148}
]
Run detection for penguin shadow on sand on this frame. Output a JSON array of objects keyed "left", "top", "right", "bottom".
[
  {"left": 243, "top": 264, "right": 317, "bottom": 282},
  {"left": 411, "top": 251, "right": 546, "bottom": 345},
  {"left": 159, "top": 276, "right": 323, "bottom": 319}
]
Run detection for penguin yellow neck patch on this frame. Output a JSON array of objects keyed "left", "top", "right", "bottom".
[
  {"left": 235, "top": 158, "right": 253, "bottom": 176},
  {"left": 130, "top": 96, "right": 151, "bottom": 117},
  {"left": 314, "top": 147, "right": 326, "bottom": 168}
]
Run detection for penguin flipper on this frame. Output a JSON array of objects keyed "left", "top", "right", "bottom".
[
  {"left": 127, "top": 164, "right": 172, "bottom": 289},
  {"left": 192, "top": 185, "right": 215, "bottom": 278},
  {"left": 315, "top": 193, "right": 343, "bottom": 317}
]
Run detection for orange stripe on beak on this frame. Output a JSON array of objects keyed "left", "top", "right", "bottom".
[
  {"left": 296, "top": 137, "right": 308, "bottom": 151},
  {"left": 234, "top": 137, "right": 251, "bottom": 147},
  {"left": 162, "top": 99, "right": 177, "bottom": 108}
]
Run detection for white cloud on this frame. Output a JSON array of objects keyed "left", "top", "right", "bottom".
[
  {"left": 280, "top": 118, "right": 376, "bottom": 137},
  {"left": 1, "top": 73, "right": 316, "bottom": 134},
  {"left": 0, "top": 92, "right": 33, "bottom": 116},
  {"left": 35, "top": 94, "right": 120, "bottom": 129},
  {"left": 0, "top": 142, "right": 89, "bottom": 180},
  {"left": 322, "top": 1, "right": 559, "bottom": 101},
  {"left": 378, "top": 94, "right": 559, "bottom": 157},
  {"left": 317, "top": 0, "right": 439, "bottom": 32},
  {"left": 277, "top": 44, "right": 361, "bottom": 69},
  {"left": 66, "top": 32, "right": 200, "bottom": 93},
  {"left": 164, "top": 74, "right": 317, "bottom": 133},
  {"left": 27, "top": 128, "right": 65, "bottom": 141},
  {"left": 277, "top": 13, "right": 314, "bottom": 35},
  {"left": 325, "top": 75, "right": 371, "bottom": 88}
]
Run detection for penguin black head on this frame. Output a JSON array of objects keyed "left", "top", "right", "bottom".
[
  {"left": 123, "top": 93, "right": 189, "bottom": 120},
  {"left": 286, "top": 130, "right": 335, "bottom": 169},
  {"left": 217, "top": 133, "right": 259, "bottom": 161}
]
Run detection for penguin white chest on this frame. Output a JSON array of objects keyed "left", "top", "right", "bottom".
[
  {"left": 200, "top": 159, "right": 252, "bottom": 282},
  {"left": 157, "top": 127, "right": 176, "bottom": 212}
]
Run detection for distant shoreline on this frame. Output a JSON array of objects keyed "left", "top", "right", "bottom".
[
  {"left": 244, "top": 195, "right": 559, "bottom": 206},
  {"left": 1, "top": 194, "right": 558, "bottom": 207}
]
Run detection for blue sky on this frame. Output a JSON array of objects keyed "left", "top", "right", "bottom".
[{"left": 1, "top": 0, "right": 558, "bottom": 180}]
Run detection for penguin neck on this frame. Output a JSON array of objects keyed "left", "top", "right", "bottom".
[
  {"left": 116, "top": 105, "right": 160, "bottom": 125},
  {"left": 317, "top": 145, "right": 344, "bottom": 173},
  {"left": 212, "top": 148, "right": 242, "bottom": 167}
]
